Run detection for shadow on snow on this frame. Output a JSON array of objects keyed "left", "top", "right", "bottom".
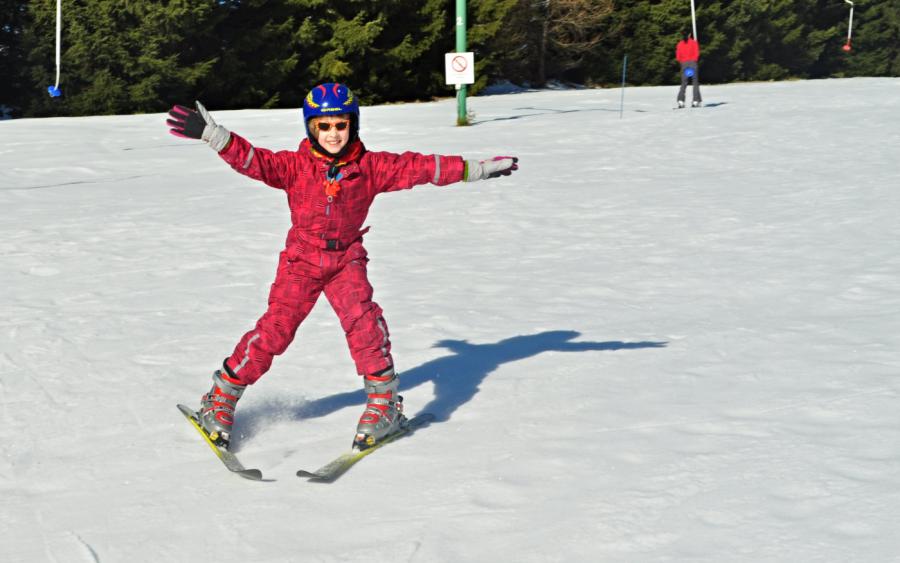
[
  {"left": 475, "top": 106, "right": 649, "bottom": 124},
  {"left": 236, "top": 330, "right": 666, "bottom": 444}
]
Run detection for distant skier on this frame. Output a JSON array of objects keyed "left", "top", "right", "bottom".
[
  {"left": 676, "top": 31, "right": 702, "bottom": 108},
  {"left": 166, "top": 83, "right": 518, "bottom": 452}
]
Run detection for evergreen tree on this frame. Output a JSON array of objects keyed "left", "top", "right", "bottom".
[
  {"left": 596, "top": 0, "right": 689, "bottom": 85},
  {"left": 543, "top": 0, "right": 615, "bottom": 84},
  {"left": 844, "top": 1, "right": 900, "bottom": 76},
  {"left": 289, "top": 0, "right": 452, "bottom": 105},
  {"left": 468, "top": 0, "right": 525, "bottom": 89},
  {"left": 6, "top": 0, "right": 899, "bottom": 117},
  {"left": 199, "top": 0, "right": 302, "bottom": 110},
  {"left": 470, "top": 0, "right": 614, "bottom": 88},
  {"left": 0, "top": 1, "right": 31, "bottom": 116},
  {"left": 700, "top": 0, "right": 844, "bottom": 82},
  {"left": 23, "top": 1, "right": 221, "bottom": 117}
]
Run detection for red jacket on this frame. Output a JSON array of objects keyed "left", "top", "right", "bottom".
[
  {"left": 676, "top": 38, "right": 700, "bottom": 63},
  {"left": 218, "top": 135, "right": 466, "bottom": 255}
]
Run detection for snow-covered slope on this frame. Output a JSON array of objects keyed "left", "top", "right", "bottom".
[{"left": 1, "top": 77, "right": 899, "bottom": 562}]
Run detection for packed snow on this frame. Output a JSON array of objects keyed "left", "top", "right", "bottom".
[{"left": 1, "top": 77, "right": 899, "bottom": 562}]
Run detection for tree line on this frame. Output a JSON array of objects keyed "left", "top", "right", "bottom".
[{"left": 1, "top": 0, "right": 897, "bottom": 118}]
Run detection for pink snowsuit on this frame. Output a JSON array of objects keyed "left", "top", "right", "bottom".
[{"left": 217, "top": 134, "right": 466, "bottom": 385}]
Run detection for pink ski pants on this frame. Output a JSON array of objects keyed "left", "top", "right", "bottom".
[{"left": 224, "top": 241, "right": 393, "bottom": 384}]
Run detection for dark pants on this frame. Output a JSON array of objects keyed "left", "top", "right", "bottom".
[{"left": 678, "top": 61, "right": 702, "bottom": 104}]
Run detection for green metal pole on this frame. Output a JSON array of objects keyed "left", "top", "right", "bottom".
[{"left": 456, "top": 0, "right": 468, "bottom": 126}]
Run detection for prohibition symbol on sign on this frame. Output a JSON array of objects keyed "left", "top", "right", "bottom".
[{"left": 445, "top": 52, "right": 475, "bottom": 86}]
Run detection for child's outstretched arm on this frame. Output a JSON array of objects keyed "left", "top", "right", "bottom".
[
  {"left": 166, "top": 101, "right": 297, "bottom": 190},
  {"left": 373, "top": 152, "right": 519, "bottom": 193}
]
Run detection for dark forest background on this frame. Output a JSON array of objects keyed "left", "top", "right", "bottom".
[{"left": 2, "top": 0, "right": 897, "bottom": 117}]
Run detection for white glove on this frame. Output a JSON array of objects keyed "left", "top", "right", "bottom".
[
  {"left": 464, "top": 156, "right": 519, "bottom": 182},
  {"left": 195, "top": 101, "right": 232, "bottom": 152}
]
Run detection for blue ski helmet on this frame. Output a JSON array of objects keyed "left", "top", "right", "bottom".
[
  {"left": 683, "top": 67, "right": 695, "bottom": 78},
  {"left": 302, "top": 83, "right": 359, "bottom": 141}
]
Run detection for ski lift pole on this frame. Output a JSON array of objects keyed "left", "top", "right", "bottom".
[
  {"left": 619, "top": 54, "right": 628, "bottom": 119},
  {"left": 456, "top": 0, "right": 468, "bottom": 125}
]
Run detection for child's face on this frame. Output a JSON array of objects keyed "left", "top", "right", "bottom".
[{"left": 314, "top": 115, "right": 351, "bottom": 154}]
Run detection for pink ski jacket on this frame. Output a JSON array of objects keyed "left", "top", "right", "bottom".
[{"left": 218, "top": 135, "right": 467, "bottom": 256}]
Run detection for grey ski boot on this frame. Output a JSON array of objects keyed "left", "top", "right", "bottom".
[
  {"left": 198, "top": 364, "right": 246, "bottom": 448},
  {"left": 353, "top": 367, "right": 406, "bottom": 451}
]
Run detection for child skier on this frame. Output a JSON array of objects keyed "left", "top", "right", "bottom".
[{"left": 166, "top": 83, "right": 518, "bottom": 451}]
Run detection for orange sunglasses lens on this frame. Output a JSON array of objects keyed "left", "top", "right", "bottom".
[{"left": 317, "top": 121, "right": 350, "bottom": 132}]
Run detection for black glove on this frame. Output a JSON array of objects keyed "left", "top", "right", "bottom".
[
  {"left": 166, "top": 101, "right": 232, "bottom": 151},
  {"left": 167, "top": 104, "right": 206, "bottom": 139}
]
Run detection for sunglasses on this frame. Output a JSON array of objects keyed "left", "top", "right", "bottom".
[{"left": 316, "top": 120, "right": 350, "bottom": 132}]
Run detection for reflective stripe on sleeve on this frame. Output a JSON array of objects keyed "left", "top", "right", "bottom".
[{"left": 243, "top": 147, "right": 255, "bottom": 170}]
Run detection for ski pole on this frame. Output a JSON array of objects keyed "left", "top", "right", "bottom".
[{"left": 619, "top": 54, "right": 627, "bottom": 119}]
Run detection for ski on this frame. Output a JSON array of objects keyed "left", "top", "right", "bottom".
[
  {"left": 297, "top": 413, "right": 436, "bottom": 483},
  {"left": 177, "top": 404, "right": 264, "bottom": 481},
  {"left": 673, "top": 103, "right": 723, "bottom": 110}
]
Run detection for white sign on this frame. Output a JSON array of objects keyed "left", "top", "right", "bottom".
[{"left": 445, "top": 52, "right": 475, "bottom": 86}]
